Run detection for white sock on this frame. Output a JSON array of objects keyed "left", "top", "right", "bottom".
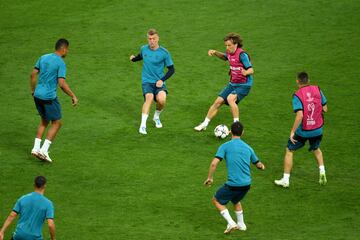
[
  {"left": 203, "top": 117, "right": 210, "bottom": 126},
  {"left": 153, "top": 110, "right": 163, "bottom": 120},
  {"left": 233, "top": 118, "right": 239, "bottom": 122},
  {"left": 40, "top": 139, "right": 52, "bottom": 153},
  {"left": 220, "top": 209, "right": 236, "bottom": 225},
  {"left": 141, "top": 113, "right": 148, "bottom": 127},
  {"left": 235, "top": 210, "right": 244, "bottom": 225},
  {"left": 33, "top": 138, "right": 42, "bottom": 150},
  {"left": 283, "top": 173, "right": 290, "bottom": 183},
  {"left": 319, "top": 165, "right": 325, "bottom": 174}
]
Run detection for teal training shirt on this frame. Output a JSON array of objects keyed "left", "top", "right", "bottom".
[
  {"left": 140, "top": 45, "right": 173, "bottom": 84},
  {"left": 34, "top": 53, "right": 66, "bottom": 100},
  {"left": 12, "top": 192, "right": 54, "bottom": 240},
  {"left": 292, "top": 90, "right": 327, "bottom": 138},
  {"left": 215, "top": 138, "right": 259, "bottom": 187}
]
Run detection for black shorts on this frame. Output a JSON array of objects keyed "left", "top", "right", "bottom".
[{"left": 214, "top": 184, "right": 250, "bottom": 205}]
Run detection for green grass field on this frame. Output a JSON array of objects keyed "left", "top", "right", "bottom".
[{"left": 1, "top": 0, "right": 360, "bottom": 239}]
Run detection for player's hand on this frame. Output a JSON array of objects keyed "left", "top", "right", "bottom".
[
  {"left": 156, "top": 80, "right": 164, "bottom": 88},
  {"left": 129, "top": 55, "right": 135, "bottom": 61},
  {"left": 0, "top": 231, "right": 4, "bottom": 240},
  {"left": 256, "top": 162, "right": 265, "bottom": 170},
  {"left": 72, "top": 96, "right": 78, "bottom": 106},
  {"left": 241, "top": 68, "right": 248, "bottom": 76},
  {"left": 204, "top": 178, "right": 213, "bottom": 186},
  {"left": 290, "top": 132, "right": 297, "bottom": 144},
  {"left": 208, "top": 49, "right": 216, "bottom": 56}
]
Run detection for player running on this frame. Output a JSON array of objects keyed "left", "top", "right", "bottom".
[
  {"left": 275, "top": 72, "right": 328, "bottom": 188},
  {"left": 130, "top": 29, "right": 175, "bottom": 135},
  {"left": 195, "top": 33, "right": 254, "bottom": 131},
  {"left": 204, "top": 122, "right": 265, "bottom": 234},
  {"left": 30, "top": 38, "right": 78, "bottom": 162}
]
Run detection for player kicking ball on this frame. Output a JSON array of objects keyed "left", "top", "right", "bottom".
[
  {"left": 204, "top": 122, "right": 265, "bottom": 234},
  {"left": 130, "top": 29, "right": 175, "bottom": 135},
  {"left": 195, "top": 33, "right": 254, "bottom": 131}
]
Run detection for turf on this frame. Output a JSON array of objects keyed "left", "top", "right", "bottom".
[{"left": 1, "top": 0, "right": 360, "bottom": 239}]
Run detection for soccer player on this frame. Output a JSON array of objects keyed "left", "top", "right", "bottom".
[
  {"left": 194, "top": 33, "right": 253, "bottom": 131},
  {"left": 30, "top": 38, "right": 78, "bottom": 162},
  {"left": 204, "top": 122, "right": 265, "bottom": 234},
  {"left": 0, "top": 176, "right": 56, "bottom": 240},
  {"left": 274, "top": 72, "right": 328, "bottom": 188},
  {"left": 130, "top": 29, "right": 175, "bottom": 135}
]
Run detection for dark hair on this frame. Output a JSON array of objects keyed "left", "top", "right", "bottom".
[
  {"left": 297, "top": 71, "right": 309, "bottom": 84},
  {"left": 231, "top": 121, "right": 244, "bottom": 136},
  {"left": 34, "top": 176, "right": 47, "bottom": 188},
  {"left": 55, "top": 38, "right": 69, "bottom": 50},
  {"left": 147, "top": 28, "right": 158, "bottom": 36},
  {"left": 224, "top": 32, "right": 243, "bottom": 47}
]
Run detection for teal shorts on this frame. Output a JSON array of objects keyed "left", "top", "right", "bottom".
[
  {"left": 34, "top": 97, "right": 62, "bottom": 121},
  {"left": 214, "top": 184, "right": 250, "bottom": 205},
  {"left": 218, "top": 84, "right": 250, "bottom": 105},
  {"left": 142, "top": 83, "right": 168, "bottom": 101}
]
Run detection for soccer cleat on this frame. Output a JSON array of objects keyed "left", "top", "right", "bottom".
[
  {"left": 274, "top": 178, "right": 289, "bottom": 188},
  {"left": 139, "top": 126, "right": 147, "bottom": 135},
  {"left": 31, "top": 149, "right": 42, "bottom": 160},
  {"left": 319, "top": 173, "right": 327, "bottom": 185},
  {"left": 153, "top": 118, "right": 163, "bottom": 128},
  {"left": 38, "top": 150, "right": 52, "bottom": 163},
  {"left": 224, "top": 224, "right": 239, "bottom": 234},
  {"left": 237, "top": 223, "right": 247, "bottom": 231},
  {"left": 194, "top": 122, "right": 207, "bottom": 131}
]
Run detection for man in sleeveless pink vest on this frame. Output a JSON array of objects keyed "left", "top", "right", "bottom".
[
  {"left": 194, "top": 33, "right": 254, "bottom": 131},
  {"left": 275, "top": 72, "right": 328, "bottom": 188}
]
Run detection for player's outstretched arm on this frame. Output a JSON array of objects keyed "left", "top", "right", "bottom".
[
  {"left": 204, "top": 158, "right": 221, "bottom": 186},
  {"left": 0, "top": 211, "right": 17, "bottom": 240},
  {"left": 208, "top": 50, "right": 227, "bottom": 60},
  {"left": 30, "top": 68, "right": 39, "bottom": 96},
  {"left": 58, "top": 78, "right": 78, "bottom": 106},
  {"left": 130, "top": 53, "right": 143, "bottom": 62},
  {"left": 47, "top": 219, "right": 56, "bottom": 240}
]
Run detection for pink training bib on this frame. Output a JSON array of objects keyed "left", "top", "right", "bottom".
[
  {"left": 295, "top": 85, "right": 324, "bottom": 131},
  {"left": 226, "top": 48, "right": 248, "bottom": 84}
]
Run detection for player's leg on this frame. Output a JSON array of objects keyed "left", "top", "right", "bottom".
[
  {"left": 39, "top": 98, "right": 62, "bottom": 162},
  {"left": 309, "top": 135, "right": 326, "bottom": 185},
  {"left": 153, "top": 90, "right": 167, "bottom": 128},
  {"left": 139, "top": 93, "right": 154, "bottom": 134},
  {"left": 275, "top": 135, "right": 305, "bottom": 187},
  {"left": 194, "top": 97, "right": 225, "bottom": 131},
  {"left": 31, "top": 118, "right": 49, "bottom": 158},
  {"left": 227, "top": 94, "right": 239, "bottom": 122},
  {"left": 231, "top": 186, "right": 249, "bottom": 231},
  {"left": 213, "top": 185, "right": 238, "bottom": 234}
]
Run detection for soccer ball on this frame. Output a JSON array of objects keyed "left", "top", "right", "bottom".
[{"left": 214, "top": 124, "right": 229, "bottom": 139}]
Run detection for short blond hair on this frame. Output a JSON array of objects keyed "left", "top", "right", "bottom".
[{"left": 147, "top": 28, "right": 158, "bottom": 36}]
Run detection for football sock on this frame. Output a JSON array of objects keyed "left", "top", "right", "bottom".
[
  {"left": 154, "top": 110, "right": 163, "bottom": 120},
  {"left": 319, "top": 165, "right": 325, "bottom": 174},
  {"left": 204, "top": 117, "right": 210, "bottom": 126},
  {"left": 41, "top": 139, "right": 52, "bottom": 153},
  {"left": 33, "top": 138, "right": 42, "bottom": 150},
  {"left": 235, "top": 210, "right": 244, "bottom": 225},
  {"left": 283, "top": 173, "right": 290, "bottom": 182},
  {"left": 233, "top": 118, "right": 239, "bottom": 122},
  {"left": 141, "top": 113, "right": 148, "bottom": 127},
  {"left": 220, "top": 209, "right": 236, "bottom": 225}
]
